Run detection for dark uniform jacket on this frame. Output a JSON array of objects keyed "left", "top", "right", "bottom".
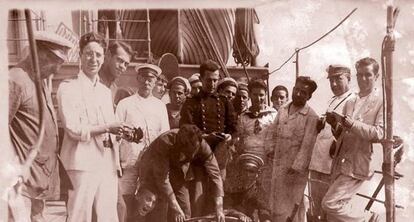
[
  {"left": 139, "top": 129, "right": 224, "bottom": 201},
  {"left": 180, "top": 90, "right": 237, "bottom": 136}
]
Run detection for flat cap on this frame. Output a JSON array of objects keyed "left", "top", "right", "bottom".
[
  {"left": 135, "top": 64, "right": 162, "bottom": 78},
  {"left": 217, "top": 77, "right": 238, "bottom": 91},
  {"left": 34, "top": 31, "right": 72, "bottom": 61},
  {"left": 296, "top": 76, "right": 317, "bottom": 94},
  {"left": 326, "top": 64, "right": 351, "bottom": 78},
  {"left": 238, "top": 82, "right": 248, "bottom": 92},
  {"left": 188, "top": 73, "right": 201, "bottom": 85},
  {"left": 238, "top": 153, "right": 264, "bottom": 172},
  {"left": 168, "top": 76, "right": 190, "bottom": 92}
]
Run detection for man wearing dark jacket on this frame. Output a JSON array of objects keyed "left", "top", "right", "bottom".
[{"left": 139, "top": 124, "right": 225, "bottom": 222}]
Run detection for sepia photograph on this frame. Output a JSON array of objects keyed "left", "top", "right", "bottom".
[{"left": 1, "top": 0, "right": 413, "bottom": 221}]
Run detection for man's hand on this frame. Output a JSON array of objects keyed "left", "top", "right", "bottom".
[
  {"left": 216, "top": 210, "right": 226, "bottom": 222},
  {"left": 316, "top": 117, "right": 326, "bottom": 133},
  {"left": 107, "top": 122, "right": 125, "bottom": 135},
  {"left": 325, "top": 112, "right": 337, "bottom": 128},
  {"left": 169, "top": 199, "right": 185, "bottom": 222},
  {"left": 172, "top": 205, "right": 185, "bottom": 222},
  {"left": 342, "top": 115, "right": 354, "bottom": 129},
  {"left": 215, "top": 196, "right": 225, "bottom": 222}
]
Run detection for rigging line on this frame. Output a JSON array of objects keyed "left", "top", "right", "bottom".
[{"left": 269, "top": 8, "right": 357, "bottom": 75}]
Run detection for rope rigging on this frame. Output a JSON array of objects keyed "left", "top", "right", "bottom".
[{"left": 268, "top": 8, "right": 357, "bottom": 75}]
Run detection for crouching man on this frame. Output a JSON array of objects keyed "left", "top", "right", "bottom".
[{"left": 138, "top": 124, "right": 225, "bottom": 222}]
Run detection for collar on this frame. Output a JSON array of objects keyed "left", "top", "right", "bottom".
[
  {"left": 284, "top": 102, "right": 310, "bottom": 116},
  {"left": 245, "top": 105, "right": 276, "bottom": 117},
  {"left": 334, "top": 90, "right": 353, "bottom": 100},
  {"left": 135, "top": 91, "right": 154, "bottom": 100},
  {"left": 79, "top": 70, "right": 99, "bottom": 88},
  {"left": 198, "top": 90, "right": 219, "bottom": 98}
]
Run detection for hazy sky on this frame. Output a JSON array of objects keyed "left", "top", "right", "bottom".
[{"left": 0, "top": 0, "right": 413, "bottom": 220}]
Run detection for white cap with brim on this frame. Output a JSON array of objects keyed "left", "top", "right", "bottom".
[
  {"left": 135, "top": 64, "right": 162, "bottom": 78},
  {"left": 188, "top": 73, "right": 201, "bottom": 84},
  {"left": 34, "top": 31, "right": 73, "bottom": 61}
]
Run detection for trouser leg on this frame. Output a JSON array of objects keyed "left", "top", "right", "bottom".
[
  {"left": 94, "top": 170, "right": 118, "bottom": 222},
  {"left": 322, "top": 174, "right": 371, "bottom": 222},
  {"left": 117, "top": 185, "right": 127, "bottom": 222},
  {"left": 7, "top": 188, "right": 30, "bottom": 222},
  {"left": 66, "top": 170, "right": 99, "bottom": 222},
  {"left": 309, "top": 170, "right": 330, "bottom": 221}
]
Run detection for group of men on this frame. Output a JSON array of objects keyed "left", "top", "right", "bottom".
[{"left": 8, "top": 29, "right": 383, "bottom": 222}]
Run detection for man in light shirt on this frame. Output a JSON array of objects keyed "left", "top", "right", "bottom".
[
  {"left": 308, "top": 64, "right": 354, "bottom": 221},
  {"left": 322, "top": 57, "right": 383, "bottom": 222},
  {"left": 57, "top": 32, "right": 124, "bottom": 222},
  {"left": 116, "top": 63, "right": 170, "bottom": 221}
]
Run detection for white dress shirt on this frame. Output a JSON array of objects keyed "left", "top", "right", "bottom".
[
  {"left": 309, "top": 90, "right": 355, "bottom": 174},
  {"left": 116, "top": 93, "right": 170, "bottom": 167}
]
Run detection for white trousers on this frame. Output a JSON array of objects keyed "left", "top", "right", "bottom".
[
  {"left": 322, "top": 174, "right": 372, "bottom": 222},
  {"left": 66, "top": 169, "right": 118, "bottom": 222}
]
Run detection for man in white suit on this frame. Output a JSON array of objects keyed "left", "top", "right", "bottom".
[
  {"left": 57, "top": 32, "right": 124, "bottom": 222},
  {"left": 322, "top": 57, "right": 383, "bottom": 222}
]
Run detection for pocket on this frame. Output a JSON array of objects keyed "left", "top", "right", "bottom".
[
  {"left": 291, "top": 128, "right": 305, "bottom": 146},
  {"left": 34, "top": 155, "right": 52, "bottom": 177}
]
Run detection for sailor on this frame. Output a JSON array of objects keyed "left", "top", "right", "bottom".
[
  {"left": 166, "top": 76, "right": 190, "bottom": 129},
  {"left": 8, "top": 30, "right": 72, "bottom": 222},
  {"left": 270, "top": 85, "right": 289, "bottom": 112},
  {"left": 233, "top": 82, "right": 250, "bottom": 115},
  {"left": 322, "top": 57, "right": 383, "bottom": 222},
  {"left": 138, "top": 124, "right": 225, "bottom": 222},
  {"left": 180, "top": 59, "right": 237, "bottom": 216},
  {"left": 188, "top": 73, "right": 202, "bottom": 97},
  {"left": 98, "top": 41, "right": 134, "bottom": 105},
  {"left": 308, "top": 64, "right": 354, "bottom": 221},
  {"left": 116, "top": 63, "right": 170, "bottom": 222},
  {"left": 266, "top": 76, "right": 319, "bottom": 222},
  {"left": 217, "top": 77, "right": 239, "bottom": 101}
]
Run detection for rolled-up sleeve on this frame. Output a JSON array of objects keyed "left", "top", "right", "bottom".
[
  {"left": 57, "top": 82, "right": 91, "bottom": 141},
  {"left": 200, "top": 140, "right": 224, "bottom": 197}
]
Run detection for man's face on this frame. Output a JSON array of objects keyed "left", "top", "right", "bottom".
[
  {"left": 136, "top": 189, "right": 157, "bottom": 216},
  {"left": 250, "top": 88, "right": 266, "bottom": 107},
  {"left": 329, "top": 74, "right": 350, "bottom": 96},
  {"left": 220, "top": 85, "right": 237, "bottom": 101},
  {"left": 271, "top": 90, "right": 288, "bottom": 110},
  {"left": 238, "top": 90, "right": 249, "bottom": 111},
  {"left": 80, "top": 42, "right": 104, "bottom": 77},
  {"left": 106, "top": 47, "right": 131, "bottom": 79},
  {"left": 292, "top": 82, "right": 311, "bottom": 107},
  {"left": 356, "top": 64, "right": 378, "bottom": 95},
  {"left": 169, "top": 84, "right": 186, "bottom": 106},
  {"left": 201, "top": 70, "right": 220, "bottom": 93},
  {"left": 152, "top": 79, "right": 167, "bottom": 99},
  {"left": 190, "top": 81, "right": 202, "bottom": 96},
  {"left": 38, "top": 49, "right": 65, "bottom": 79},
  {"left": 137, "top": 73, "right": 157, "bottom": 94}
]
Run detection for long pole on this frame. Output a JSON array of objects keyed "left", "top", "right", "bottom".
[{"left": 383, "top": 4, "right": 398, "bottom": 222}]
